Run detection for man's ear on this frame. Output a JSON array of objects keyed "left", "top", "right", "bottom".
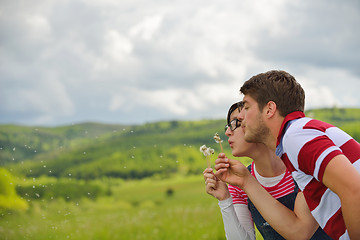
[{"left": 264, "top": 101, "right": 277, "bottom": 119}]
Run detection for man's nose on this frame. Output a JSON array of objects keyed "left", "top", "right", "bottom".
[{"left": 237, "top": 108, "right": 245, "bottom": 121}]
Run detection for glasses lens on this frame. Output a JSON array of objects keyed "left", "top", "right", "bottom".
[
  {"left": 225, "top": 119, "right": 241, "bottom": 132},
  {"left": 230, "top": 119, "right": 237, "bottom": 131}
]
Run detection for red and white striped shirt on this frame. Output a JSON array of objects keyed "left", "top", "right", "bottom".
[
  {"left": 228, "top": 162, "right": 296, "bottom": 205},
  {"left": 277, "top": 111, "right": 360, "bottom": 240}
]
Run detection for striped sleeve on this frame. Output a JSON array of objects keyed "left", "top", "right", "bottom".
[
  {"left": 266, "top": 171, "right": 296, "bottom": 199},
  {"left": 228, "top": 184, "right": 248, "bottom": 205}
]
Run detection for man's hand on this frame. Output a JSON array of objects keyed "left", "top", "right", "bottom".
[{"left": 214, "top": 153, "right": 251, "bottom": 188}]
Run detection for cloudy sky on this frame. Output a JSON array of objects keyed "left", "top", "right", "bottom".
[{"left": 1, "top": 0, "right": 359, "bottom": 126}]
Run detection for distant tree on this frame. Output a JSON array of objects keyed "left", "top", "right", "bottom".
[
  {"left": 166, "top": 188, "right": 174, "bottom": 197},
  {"left": 0, "top": 168, "right": 28, "bottom": 213}
]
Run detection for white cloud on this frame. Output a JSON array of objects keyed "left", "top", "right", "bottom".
[
  {"left": 104, "top": 30, "right": 133, "bottom": 63},
  {"left": 297, "top": 67, "right": 360, "bottom": 109},
  {"left": 130, "top": 15, "right": 163, "bottom": 41},
  {"left": 109, "top": 80, "right": 241, "bottom": 120},
  {"left": 2, "top": 78, "right": 75, "bottom": 125},
  {"left": 25, "top": 14, "right": 51, "bottom": 40},
  {"left": 0, "top": 0, "right": 359, "bottom": 126}
]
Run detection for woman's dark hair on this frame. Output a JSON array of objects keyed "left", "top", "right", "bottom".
[{"left": 227, "top": 101, "right": 244, "bottom": 124}]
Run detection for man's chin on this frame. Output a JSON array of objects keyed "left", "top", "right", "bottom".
[{"left": 244, "top": 134, "right": 258, "bottom": 143}]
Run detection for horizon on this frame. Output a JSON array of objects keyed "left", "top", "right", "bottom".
[{"left": 1, "top": 106, "right": 359, "bottom": 128}]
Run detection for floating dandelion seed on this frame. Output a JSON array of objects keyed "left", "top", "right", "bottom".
[{"left": 214, "top": 133, "right": 224, "bottom": 152}]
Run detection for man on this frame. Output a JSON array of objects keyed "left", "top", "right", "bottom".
[{"left": 215, "top": 70, "right": 360, "bottom": 239}]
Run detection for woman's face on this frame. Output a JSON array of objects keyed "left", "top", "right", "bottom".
[{"left": 225, "top": 109, "right": 254, "bottom": 157}]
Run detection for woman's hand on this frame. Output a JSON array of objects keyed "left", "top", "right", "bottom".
[{"left": 203, "top": 167, "right": 230, "bottom": 201}]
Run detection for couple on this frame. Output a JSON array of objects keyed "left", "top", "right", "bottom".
[{"left": 204, "top": 70, "right": 360, "bottom": 240}]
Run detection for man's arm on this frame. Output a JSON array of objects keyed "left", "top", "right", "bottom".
[
  {"left": 239, "top": 173, "right": 318, "bottom": 240},
  {"left": 322, "top": 154, "right": 360, "bottom": 239},
  {"left": 215, "top": 155, "right": 319, "bottom": 240}
]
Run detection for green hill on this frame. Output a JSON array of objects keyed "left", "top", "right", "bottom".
[
  {"left": 1, "top": 119, "right": 230, "bottom": 180},
  {"left": 306, "top": 108, "right": 360, "bottom": 140},
  {"left": 1, "top": 108, "right": 359, "bottom": 180}
]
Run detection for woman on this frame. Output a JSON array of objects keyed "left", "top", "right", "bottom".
[{"left": 203, "top": 102, "right": 331, "bottom": 240}]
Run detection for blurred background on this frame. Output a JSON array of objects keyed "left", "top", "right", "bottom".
[{"left": 1, "top": 0, "right": 359, "bottom": 239}]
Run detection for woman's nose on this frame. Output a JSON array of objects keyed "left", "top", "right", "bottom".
[{"left": 225, "top": 126, "right": 232, "bottom": 137}]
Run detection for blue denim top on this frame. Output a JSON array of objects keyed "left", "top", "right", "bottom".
[{"left": 246, "top": 165, "right": 332, "bottom": 240}]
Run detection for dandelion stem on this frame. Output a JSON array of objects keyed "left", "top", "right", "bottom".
[{"left": 219, "top": 142, "right": 223, "bottom": 152}]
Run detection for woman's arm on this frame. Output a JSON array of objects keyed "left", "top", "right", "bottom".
[
  {"left": 219, "top": 198, "right": 255, "bottom": 240},
  {"left": 204, "top": 168, "right": 255, "bottom": 240}
]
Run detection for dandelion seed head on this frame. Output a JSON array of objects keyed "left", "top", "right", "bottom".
[{"left": 214, "top": 133, "right": 223, "bottom": 143}]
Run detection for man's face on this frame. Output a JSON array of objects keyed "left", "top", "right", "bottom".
[{"left": 239, "top": 95, "right": 270, "bottom": 144}]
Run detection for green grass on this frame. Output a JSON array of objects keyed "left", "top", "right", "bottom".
[{"left": 1, "top": 175, "right": 263, "bottom": 240}]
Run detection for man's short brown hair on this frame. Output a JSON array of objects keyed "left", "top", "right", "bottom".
[{"left": 240, "top": 70, "right": 305, "bottom": 117}]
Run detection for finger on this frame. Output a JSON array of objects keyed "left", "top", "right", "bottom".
[
  {"left": 214, "top": 163, "right": 229, "bottom": 171},
  {"left": 203, "top": 168, "right": 213, "bottom": 174},
  {"left": 205, "top": 178, "right": 216, "bottom": 187},
  {"left": 207, "top": 178, "right": 216, "bottom": 185},
  {"left": 206, "top": 182, "right": 216, "bottom": 189},
  {"left": 214, "top": 168, "right": 227, "bottom": 177},
  {"left": 203, "top": 173, "right": 215, "bottom": 181},
  {"left": 215, "top": 157, "right": 229, "bottom": 164}
]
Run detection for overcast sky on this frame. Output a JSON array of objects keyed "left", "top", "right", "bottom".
[{"left": 1, "top": 0, "right": 359, "bottom": 126}]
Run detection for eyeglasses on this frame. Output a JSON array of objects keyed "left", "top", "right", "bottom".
[{"left": 224, "top": 119, "right": 242, "bottom": 132}]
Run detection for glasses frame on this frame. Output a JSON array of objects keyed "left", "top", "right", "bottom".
[{"left": 224, "top": 118, "right": 241, "bottom": 132}]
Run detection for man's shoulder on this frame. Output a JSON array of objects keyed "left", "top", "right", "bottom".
[
  {"left": 285, "top": 117, "right": 336, "bottom": 136},
  {"left": 283, "top": 117, "right": 311, "bottom": 136},
  {"left": 281, "top": 117, "right": 325, "bottom": 153}
]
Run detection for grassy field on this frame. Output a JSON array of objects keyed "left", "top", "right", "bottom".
[{"left": 0, "top": 174, "right": 263, "bottom": 240}]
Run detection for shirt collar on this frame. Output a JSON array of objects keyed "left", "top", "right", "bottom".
[{"left": 276, "top": 111, "right": 305, "bottom": 146}]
